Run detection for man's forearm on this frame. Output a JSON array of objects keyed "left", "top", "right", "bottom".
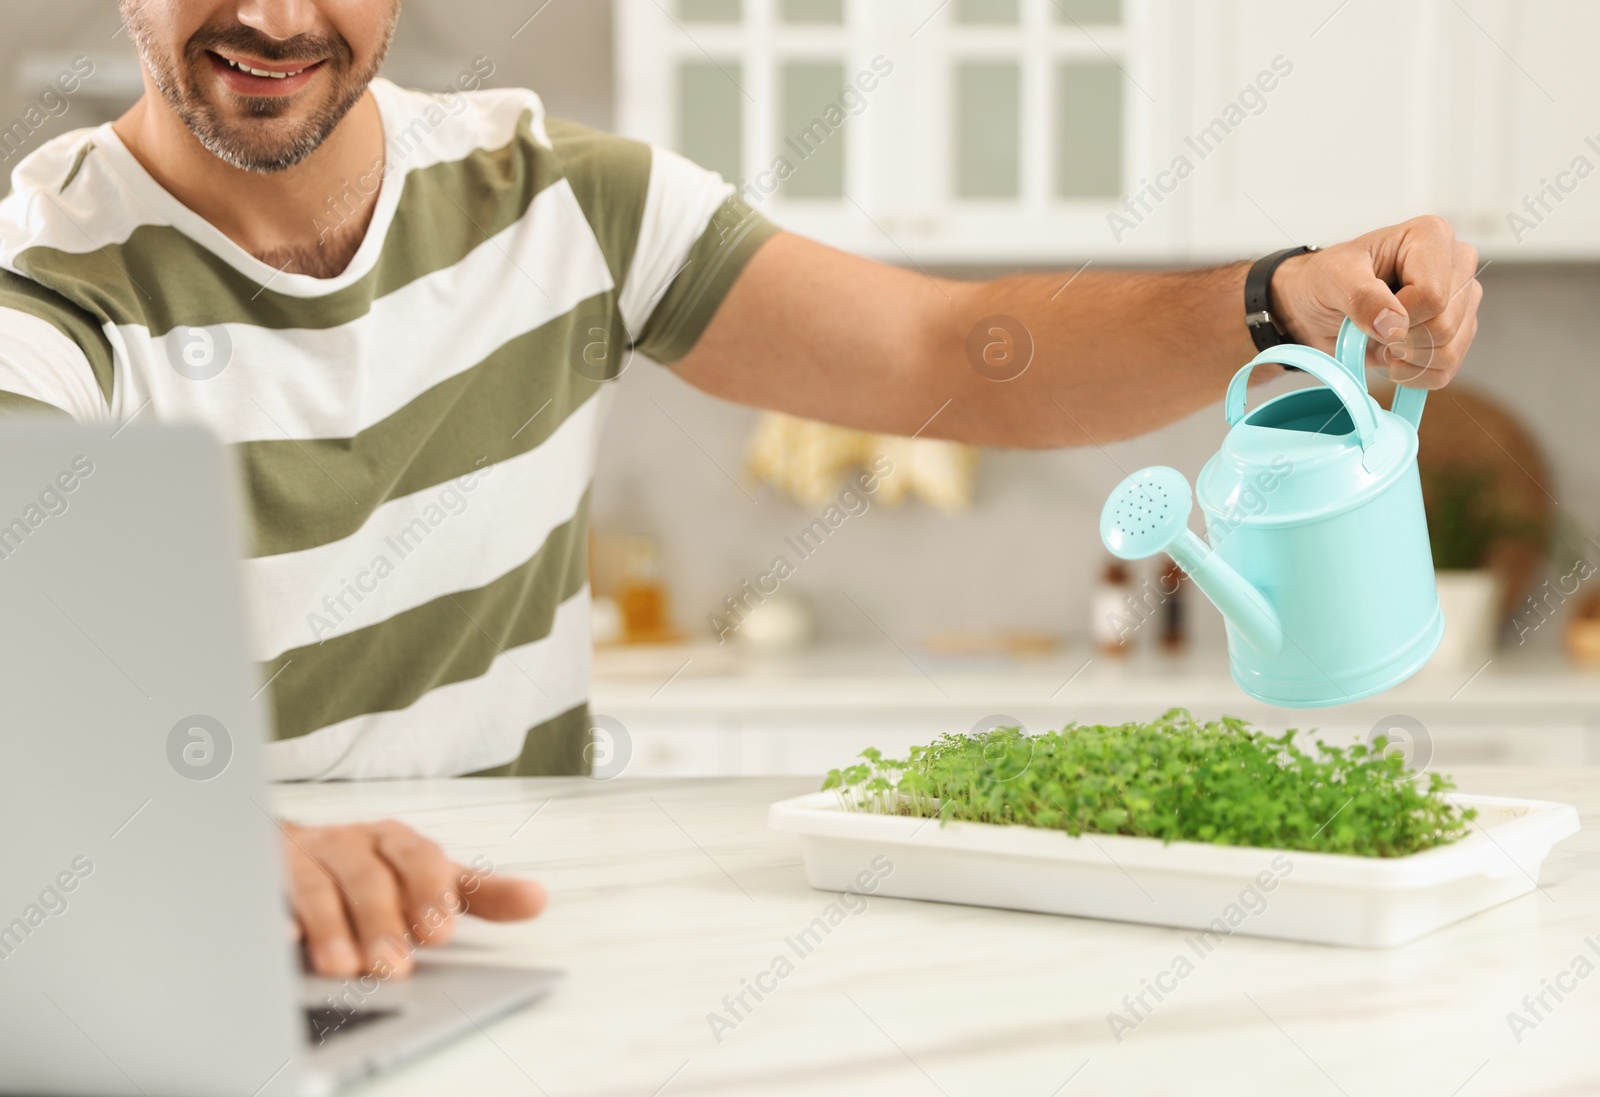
[
  {"left": 677, "top": 233, "right": 1272, "bottom": 448},
  {"left": 926, "top": 262, "right": 1264, "bottom": 447}
]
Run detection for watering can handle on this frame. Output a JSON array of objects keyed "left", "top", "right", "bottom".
[
  {"left": 1391, "top": 381, "right": 1428, "bottom": 431},
  {"left": 1333, "top": 318, "right": 1369, "bottom": 390},
  {"left": 1333, "top": 315, "right": 1429, "bottom": 431},
  {"left": 1224, "top": 340, "right": 1382, "bottom": 451}
]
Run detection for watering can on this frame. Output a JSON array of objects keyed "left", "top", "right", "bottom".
[{"left": 1099, "top": 318, "right": 1442, "bottom": 707}]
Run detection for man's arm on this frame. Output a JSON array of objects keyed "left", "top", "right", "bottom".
[{"left": 672, "top": 216, "right": 1481, "bottom": 446}]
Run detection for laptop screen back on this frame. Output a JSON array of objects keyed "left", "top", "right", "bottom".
[{"left": 0, "top": 424, "right": 301, "bottom": 1097}]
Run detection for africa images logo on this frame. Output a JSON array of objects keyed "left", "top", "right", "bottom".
[{"left": 166, "top": 715, "right": 233, "bottom": 781}]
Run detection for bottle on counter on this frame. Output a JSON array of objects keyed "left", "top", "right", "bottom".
[
  {"left": 1160, "top": 562, "right": 1187, "bottom": 654},
  {"left": 1091, "top": 559, "right": 1135, "bottom": 656},
  {"left": 592, "top": 595, "right": 625, "bottom": 646},
  {"left": 588, "top": 527, "right": 624, "bottom": 645},
  {"left": 617, "top": 534, "right": 676, "bottom": 644}
]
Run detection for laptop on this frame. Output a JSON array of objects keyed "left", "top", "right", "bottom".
[{"left": 0, "top": 422, "right": 561, "bottom": 1096}]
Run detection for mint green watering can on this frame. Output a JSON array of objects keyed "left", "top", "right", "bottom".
[{"left": 1099, "top": 318, "right": 1442, "bottom": 707}]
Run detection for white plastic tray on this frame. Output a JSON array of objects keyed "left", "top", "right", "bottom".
[{"left": 769, "top": 792, "right": 1580, "bottom": 947}]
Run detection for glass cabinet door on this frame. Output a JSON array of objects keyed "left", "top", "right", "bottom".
[
  {"left": 893, "top": 0, "right": 1172, "bottom": 260},
  {"left": 616, "top": 0, "right": 1178, "bottom": 262}
]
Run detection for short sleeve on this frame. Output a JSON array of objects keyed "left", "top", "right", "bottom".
[{"left": 627, "top": 148, "right": 780, "bottom": 365}]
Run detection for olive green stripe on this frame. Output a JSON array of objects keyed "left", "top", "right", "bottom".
[
  {"left": 546, "top": 117, "right": 652, "bottom": 292},
  {"left": 60, "top": 141, "right": 94, "bottom": 193},
  {"left": 0, "top": 391, "right": 70, "bottom": 417},
  {"left": 0, "top": 269, "right": 115, "bottom": 407},
  {"left": 635, "top": 196, "right": 779, "bottom": 364},
  {"left": 12, "top": 110, "right": 554, "bottom": 337},
  {"left": 241, "top": 302, "right": 608, "bottom": 558},
  {"left": 464, "top": 702, "right": 592, "bottom": 777},
  {"left": 264, "top": 494, "right": 589, "bottom": 742}
]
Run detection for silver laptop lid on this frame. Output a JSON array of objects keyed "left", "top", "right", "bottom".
[{"left": 0, "top": 423, "right": 301, "bottom": 1097}]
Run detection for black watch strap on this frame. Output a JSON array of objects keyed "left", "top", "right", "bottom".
[{"left": 1245, "top": 245, "right": 1317, "bottom": 355}]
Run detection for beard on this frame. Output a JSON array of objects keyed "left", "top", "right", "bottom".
[{"left": 120, "top": 3, "right": 399, "bottom": 174}]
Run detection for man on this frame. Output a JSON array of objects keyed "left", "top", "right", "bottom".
[{"left": 0, "top": 1, "right": 1480, "bottom": 979}]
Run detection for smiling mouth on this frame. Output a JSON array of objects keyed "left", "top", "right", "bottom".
[{"left": 210, "top": 51, "right": 323, "bottom": 79}]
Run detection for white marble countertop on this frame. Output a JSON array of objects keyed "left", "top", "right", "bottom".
[{"left": 276, "top": 768, "right": 1600, "bottom": 1097}]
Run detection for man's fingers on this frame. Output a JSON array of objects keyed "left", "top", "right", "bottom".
[
  {"left": 1397, "top": 237, "right": 1481, "bottom": 351},
  {"left": 317, "top": 832, "right": 415, "bottom": 977},
  {"left": 459, "top": 872, "right": 548, "bottom": 922},
  {"left": 1384, "top": 311, "right": 1478, "bottom": 390},
  {"left": 1389, "top": 215, "right": 1460, "bottom": 326},
  {"left": 1334, "top": 258, "right": 1410, "bottom": 350},
  {"left": 1384, "top": 276, "right": 1482, "bottom": 380},
  {"left": 284, "top": 838, "right": 362, "bottom": 978},
  {"left": 372, "top": 821, "right": 461, "bottom": 948},
  {"left": 282, "top": 821, "right": 549, "bottom": 980}
]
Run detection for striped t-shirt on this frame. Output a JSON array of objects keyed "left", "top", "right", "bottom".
[{"left": 0, "top": 78, "right": 778, "bottom": 779}]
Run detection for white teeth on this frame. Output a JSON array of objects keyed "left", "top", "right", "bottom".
[{"left": 221, "top": 56, "right": 306, "bottom": 79}]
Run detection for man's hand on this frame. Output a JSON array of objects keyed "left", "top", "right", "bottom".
[
  {"left": 1270, "top": 215, "right": 1482, "bottom": 389},
  {"left": 281, "top": 820, "right": 547, "bottom": 979}
]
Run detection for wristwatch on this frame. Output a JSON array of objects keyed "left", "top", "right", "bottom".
[{"left": 1244, "top": 245, "right": 1318, "bottom": 353}]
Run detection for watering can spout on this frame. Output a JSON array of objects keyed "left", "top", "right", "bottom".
[
  {"left": 1099, "top": 467, "right": 1284, "bottom": 657},
  {"left": 1165, "top": 530, "right": 1284, "bottom": 658}
]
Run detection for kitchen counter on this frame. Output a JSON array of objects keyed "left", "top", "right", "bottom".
[
  {"left": 595, "top": 640, "right": 1600, "bottom": 709},
  {"left": 277, "top": 768, "right": 1600, "bottom": 1097},
  {"left": 591, "top": 642, "right": 1600, "bottom": 776}
]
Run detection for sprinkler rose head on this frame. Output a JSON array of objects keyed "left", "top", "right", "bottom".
[{"left": 1100, "top": 466, "right": 1192, "bottom": 561}]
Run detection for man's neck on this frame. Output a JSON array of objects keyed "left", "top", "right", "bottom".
[{"left": 111, "top": 88, "right": 385, "bottom": 280}]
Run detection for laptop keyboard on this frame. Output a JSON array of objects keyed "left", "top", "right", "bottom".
[{"left": 305, "top": 1005, "right": 400, "bottom": 1045}]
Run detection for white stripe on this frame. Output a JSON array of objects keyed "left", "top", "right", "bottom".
[
  {"left": 266, "top": 586, "right": 593, "bottom": 780},
  {"left": 0, "top": 308, "right": 108, "bottom": 420},
  {"left": 0, "top": 81, "right": 548, "bottom": 303},
  {"left": 378, "top": 82, "right": 553, "bottom": 172},
  {"left": 112, "top": 179, "right": 611, "bottom": 443},
  {"left": 246, "top": 390, "right": 607, "bottom": 662},
  {"left": 619, "top": 146, "right": 736, "bottom": 334}
]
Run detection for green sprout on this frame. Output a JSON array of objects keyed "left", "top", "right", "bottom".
[{"left": 821, "top": 709, "right": 1474, "bottom": 858}]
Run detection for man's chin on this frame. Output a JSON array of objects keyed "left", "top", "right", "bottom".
[
  {"left": 190, "top": 120, "right": 328, "bottom": 174},
  {"left": 175, "top": 82, "right": 360, "bottom": 173}
]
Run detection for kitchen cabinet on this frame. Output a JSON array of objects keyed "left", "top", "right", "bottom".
[
  {"left": 1178, "top": 0, "right": 1447, "bottom": 258},
  {"left": 616, "top": 0, "right": 1600, "bottom": 261},
  {"left": 593, "top": 643, "right": 1600, "bottom": 778},
  {"left": 615, "top": 0, "right": 1182, "bottom": 263},
  {"left": 1186, "top": 0, "right": 1600, "bottom": 259},
  {"left": 1440, "top": 0, "right": 1600, "bottom": 257}
]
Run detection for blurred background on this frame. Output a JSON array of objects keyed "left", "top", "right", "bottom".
[{"left": 8, "top": 0, "right": 1600, "bottom": 774}]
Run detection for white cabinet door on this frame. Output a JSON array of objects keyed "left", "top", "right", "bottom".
[
  {"left": 615, "top": 0, "right": 905, "bottom": 258},
  {"left": 866, "top": 0, "right": 1184, "bottom": 262},
  {"left": 597, "top": 710, "right": 744, "bottom": 777},
  {"left": 1441, "top": 0, "right": 1600, "bottom": 257},
  {"left": 1182, "top": 0, "right": 1449, "bottom": 260}
]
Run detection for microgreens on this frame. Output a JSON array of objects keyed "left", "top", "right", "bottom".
[{"left": 821, "top": 709, "right": 1474, "bottom": 857}]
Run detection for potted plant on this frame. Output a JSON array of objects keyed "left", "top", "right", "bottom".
[{"left": 1422, "top": 467, "right": 1536, "bottom": 670}]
